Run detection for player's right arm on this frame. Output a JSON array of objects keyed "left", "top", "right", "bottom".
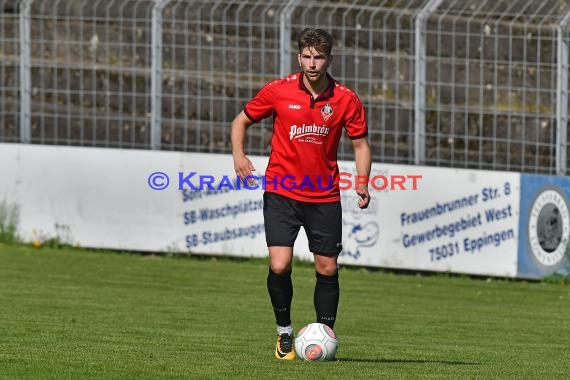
[
  {"left": 232, "top": 79, "right": 277, "bottom": 180},
  {"left": 231, "top": 111, "right": 255, "bottom": 179}
]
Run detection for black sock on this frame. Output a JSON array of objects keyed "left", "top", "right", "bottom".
[
  {"left": 267, "top": 267, "right": 293, "bottom": 327},
  {"left": 314, "top": 271, "right": 339, "bottom": 329}
]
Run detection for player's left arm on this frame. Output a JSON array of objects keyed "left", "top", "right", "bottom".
[
  {"left": 352, "top": 137, "right": 371, "bottom": 209},
  {"left": 345, "top": 92, "right": 371, "bottom": 209}
]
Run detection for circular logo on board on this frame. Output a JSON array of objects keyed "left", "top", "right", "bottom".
[{"left": 528, "top": 188, "right": 570, "bottom": 267}]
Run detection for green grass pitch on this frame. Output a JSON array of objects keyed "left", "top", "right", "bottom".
[{"left": 1, "top": 244, "right": 569, "bottom": 379}]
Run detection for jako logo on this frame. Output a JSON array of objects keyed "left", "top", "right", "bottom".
[
  {"left": 288, "top": 104, "right": 301, "bottom": 110},
  {"left": 289, "top": 124, "right": 330, "bottom": 140}
]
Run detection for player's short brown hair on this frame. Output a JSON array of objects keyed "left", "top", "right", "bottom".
[{"left": 297, "top": 28, "right": 333, "bottom": 58}]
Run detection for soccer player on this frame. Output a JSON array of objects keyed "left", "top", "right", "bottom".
[{"left": 231, "top": 28, "right": 371, "bottom": 360}]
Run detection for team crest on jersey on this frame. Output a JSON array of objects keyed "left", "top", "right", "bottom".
[{"left": 321, "top": 103, "right": 333, "bottom": 121}]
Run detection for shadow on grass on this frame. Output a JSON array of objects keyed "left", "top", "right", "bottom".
[{"left": 337, "top": 358, "right": 480, "bottom": 366}]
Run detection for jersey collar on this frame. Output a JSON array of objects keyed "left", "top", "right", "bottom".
[{"left": 298, "top": 72, "right": 335, "bottom": 100}]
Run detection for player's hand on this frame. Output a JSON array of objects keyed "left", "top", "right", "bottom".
[
  {"left": 233, "top": 154, "right": 256, "bottom": 185},
  {"left": 356, "top": 185, "right": 371, "bottom": 209}
]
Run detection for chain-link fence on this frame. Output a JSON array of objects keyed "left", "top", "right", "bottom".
[
  {"left": 427, "top": 0, "right": 570, "bottom": 173},
  {"left": 0, "top": 0, "right": 20, "bottom": 143},
  {"left": 1, "top": 0, "right": 570, "bottom": 174},
  {"left": 160, "top": 0, "right": 290, "bottom": 153}
]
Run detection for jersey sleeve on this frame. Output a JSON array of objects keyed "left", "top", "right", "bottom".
[
  {"left": 243, "top": 81, "right": 277, "bottom": 123},
  {"left": 344, "top": 95, "right": 368, "bottom": 140}
]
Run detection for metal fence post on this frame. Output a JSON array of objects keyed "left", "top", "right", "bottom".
[
  {"left": 280, "top": 0, "right": 301, "bottom": 77},
  {"left": 150, "top": 0, "right": 172, "bottom": 150},
  {"left": 19, "top": 0, "right": 33, "bottom": 144},
  {"left": 556, "top": 11, "right": 570, "bottom": 175},
  {"left": 414, "top": 0, "right": 442, "bottom": 165}
]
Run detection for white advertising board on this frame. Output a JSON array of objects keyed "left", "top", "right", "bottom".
[
  {"left": 0, "top": 144, "right": 269, "bottom": 256},
  {"left": 337, "top": 162, "right": 520, "bottom": 277},
  {"left": 0, "top": 143, "right": 521, "bottom": 277}
]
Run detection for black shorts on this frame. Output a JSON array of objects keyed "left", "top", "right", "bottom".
[{"left": 263, "top": 191, "right": 342, "bottom": 256}]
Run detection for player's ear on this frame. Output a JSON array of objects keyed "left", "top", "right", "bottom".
[{"left": 297, "top": 53, "right": 302, "bottom": 67}]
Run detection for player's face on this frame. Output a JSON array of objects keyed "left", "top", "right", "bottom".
[{"left": 298, "top": 47, "right": 331, "bottom": 84}]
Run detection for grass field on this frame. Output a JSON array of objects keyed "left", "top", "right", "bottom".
[{"left": 1, "top": 244, "right": 569, "bottom": 379}]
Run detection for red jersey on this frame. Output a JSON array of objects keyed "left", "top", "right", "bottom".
[{"left": 244, "top": 72, "right": 368, "bottom": 202}]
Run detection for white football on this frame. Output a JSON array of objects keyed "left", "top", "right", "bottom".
[{"left": 294, "top": 323, "right": 338, "bottom": 361}]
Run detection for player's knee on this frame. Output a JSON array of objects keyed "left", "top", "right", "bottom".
[
  {"left": 318, "top": 268, "right": 337, "bottom": 277},
  {"left": 315, "top": 262, "right": 338, "bottom": 276},
  {"left": 270, "top": 262, "right": 292, "bottom": 275}
]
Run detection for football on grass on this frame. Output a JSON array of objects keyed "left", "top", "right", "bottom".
[{"left": 294, "top": 323, "right": 338, "bottom": 361}]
